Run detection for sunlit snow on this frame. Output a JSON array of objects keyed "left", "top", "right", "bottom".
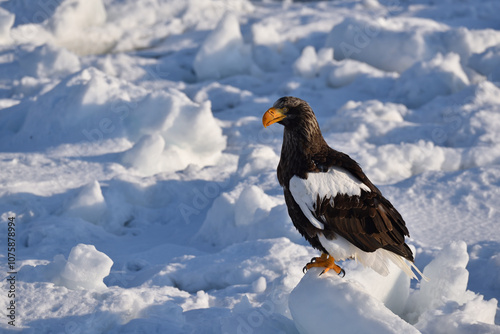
[{"left": 0, "top": 0, "right": 499, "bottom": 333}]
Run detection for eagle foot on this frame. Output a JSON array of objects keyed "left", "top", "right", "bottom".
[{"left": 303, "top": 253, "right": 345, "bottom": 277}]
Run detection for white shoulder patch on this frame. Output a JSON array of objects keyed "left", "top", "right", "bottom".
[{"left": 289, "top": 166, "right": 370, "bottom": 230}]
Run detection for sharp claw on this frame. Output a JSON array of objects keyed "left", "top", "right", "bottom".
[
  {"left": 319, "top": 269, "right": 325, "bottom": 276},
  {"left": 338, "top": 268, "right": 346, "bottom": 278},
  {"left": 310, "top": 257, "right": 317, "bottom": 263},
  {"left": 303, "top": 265, "right": 308, "bottom": 274}
]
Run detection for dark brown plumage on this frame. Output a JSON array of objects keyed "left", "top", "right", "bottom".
[{"left": 263, "top": 96, "right": 419, "bottom": 278}]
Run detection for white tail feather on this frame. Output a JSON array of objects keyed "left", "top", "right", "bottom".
[
  {"left": 377, "top": 249, "right": 428, "bottom": 281},
  {"left": 318, "top": 233, "right": 427, "bottom": 280}
]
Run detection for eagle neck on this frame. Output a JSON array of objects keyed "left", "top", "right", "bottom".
[{"left": 278, "top": 124, "right": 326, "bottom": 187}]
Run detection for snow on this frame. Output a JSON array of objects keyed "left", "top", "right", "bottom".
[
  {"left": 0, "top": 0, "right": 499, "bottom": 333},
  {"left": 52, "top": 243, "right": 114, "bottom": 291},
  {"left": 193, "top": 13, "right": 254, "bottom": 81},
  {"left": 289, "top": 241, "right": 499, "bottom": 334}
]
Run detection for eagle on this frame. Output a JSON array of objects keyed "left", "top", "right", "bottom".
[{"left": 263, "top": 96, "right": 423, "bottom": 279}]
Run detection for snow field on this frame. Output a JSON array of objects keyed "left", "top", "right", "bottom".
[{"left": 0, "top": 0, "right": 499, "bottom": 333}]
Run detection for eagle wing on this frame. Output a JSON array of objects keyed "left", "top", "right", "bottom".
[{"left": 288, "top": 154, "right": 413, "bottom": 261}]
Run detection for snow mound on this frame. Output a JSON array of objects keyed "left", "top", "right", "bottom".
[
  {"left": 327, "top": 58, "right": 393, "bottom": 88},
  {"left": 360, "top": 140, "right": 460, "bottom": 184},
  {"left": 16, "top": 44, "right": 81, "bottom": 79},
  {"left": 289, "top": 268, "right": 419, "bottom": 334},
  {"left": 0, "top": 7, "right": 14, "bottom": 44},
  {"left": 325, "top": 16, "right": 440, "bottom": 73},
  {"left": 62, "top": 180, "right": 107, "bottom": 224},
  {"left": 392, "top": 53, "right": 469, "bottom": 108},
  {"left": 413, "top": 81, "right": 500, "bottom": 150},
  {"left": 192, "top": 186, "right": 295, "bottom": 249},
  {"left": 194, "top": 13, "right": 253, "bottom": 80},
  {"left": 43, "top": 0, "right": 115, "bottom": 55},
  {"left": 293, "top": 46, "right": 333, "bottom": 79},
  {"left": 326, "top": 100, "right": 407, "bottom": 137},
  {"left": 290, "top": 241, "right": 498, "bottom": 334},
  {"left": 121, "top": 133, "right": 166, "bottom": 175},
  {"left": 0, "top": 67, "right": 226, "bottom": 174},
  {"left": 51, "top": 243, "right": 113, "bottom": 290},
  {"left": 326, "top": 16, "right": 500, "bottom": 74},
  {"left": 469, "top": 45, "right": 500, "bottom": 82},
  {"left": 409, "top": 241, "right": 499, "bottom": 333}
]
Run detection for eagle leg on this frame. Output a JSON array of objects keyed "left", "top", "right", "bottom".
[{"left": 303, "top": 253, "right": 345, "bottom": 277}]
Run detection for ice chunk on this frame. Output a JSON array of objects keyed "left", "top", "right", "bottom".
[
  {"left": 239, "top": 145, "right": 280, "bottom": 177},
  {"left": 52, "top": 244, "right": 113, "bottom": 290},
  {"left": 0, "top": 7, "right": 14, "bottom": 45},
  {"left": 405, "top": 242, "right": 470, "bottom": 320},
  {"left": 252, "top": 276, "right": 267, "bottom": 293},
  {"left": 122, "top": 134, "right": 165, "bottom": 175},
  {"left": 234, "top": 185, "right": 274, "bottom": 227},
  {"left": 63, "top": 180, "right": 107, "bottom": 224},
  {"left": 342, "top": 258, "right": 411, "bottom": 316},
  {"left": 46, "top": 0, "right": 111, "bottom": 55},
  {"left": 0, "top": 67, "right": 226, "bottom": 173},
  {"left": 17, "top": 44, "right": 81, "bottom": 78},
  {"left": 289, "top": 269, "right": 420, "bottom": 334},
  {"left": 293, "top": 46, "right": 319, "bottom": 78},
  {"left": 193, "top": 187, "right": 295, "bottom": 249},
  {"left": 193, "top": 13, "right": 253, "bottom": 80},
  {"left": 327, "top": 59, "right": 392, "bottom": 88},
  {"left": 326, "top": 16, "right": 438, "bottom": 73},
  {"left": 392, "top": 53, "right": 469, "bottom": 108},
  {"left": 469, "top": 45, "right": 500, "bottom": 82}
]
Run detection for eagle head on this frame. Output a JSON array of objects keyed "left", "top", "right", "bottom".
[{"left": 262, "top": 96, "right": 317, "bottom": 129}]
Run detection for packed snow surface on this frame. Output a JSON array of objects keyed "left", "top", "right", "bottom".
[{"left": 0, "top": 0, "right": 500, "bottom": 333}]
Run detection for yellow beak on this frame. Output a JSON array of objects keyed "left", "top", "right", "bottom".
[{"left": 262, "top": 107, "right": 287, "bottom": 128}]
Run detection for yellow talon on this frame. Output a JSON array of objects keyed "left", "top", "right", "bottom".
[{"left": 303, "top": 253, "right": 345, "bottom": 277}]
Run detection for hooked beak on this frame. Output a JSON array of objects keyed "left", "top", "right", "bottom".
[{"left": 262, "top": 107, "right": 287, "bottom": 128}]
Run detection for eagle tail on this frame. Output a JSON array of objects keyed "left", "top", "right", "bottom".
[{"left": 382, "top": 249, "right": 428, "bottom": 281}]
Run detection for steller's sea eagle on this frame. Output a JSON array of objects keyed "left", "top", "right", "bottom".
[{"left": 263, "top": 96, "right": 423, "bottom": 279}]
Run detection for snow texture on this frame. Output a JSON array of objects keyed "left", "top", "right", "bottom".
[{"left": 0, "top": 0, "right": 499, "bottom": 333}]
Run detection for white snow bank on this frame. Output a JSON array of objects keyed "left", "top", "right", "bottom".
[
  {"left": 289, "top": 268, "right": 419, "bottom": 334},
  {"left": 361, "top": 141, "right": 461, "bottom": 184},
  {"left": 194, "top": 13, "right": 254, "bottom": 80},
  {"left": 5, "top": 0, "right": 254, "bottom": 55},
  {"left": 0, "top": 43, "right": 81, "bottom": 100},
  {"left": 0, "top": 7, "right": 14, "bottom": 44},
  {"left": 325, "top": 100, "right": 407, "bottom": 137},
  {"left": 192, "top": 185, "right": 298, "bottom": 249},
  {"left": 327, "top": 58, "right": 394, "bottom": 88},
  {"left": 0, "top": 67, "right": 226, "bottom": 174},
  {"left": 289, "top": 241, "right": 498, "bottom": 334},
  {"left": 325, "top": 16, "right": 442, "bottom": 73},
  {"left": 46, "top": 0, "right": 108, "bottom": 54},
  {"left": 469, "top": 45, "right": 500, "bottom": 82},
  {"left": 155, "top": 238, "right": 310, "bottom": 293},
  {"left": 292, "top": 46, "right": 334, "bottom": 79},
  {"left": 51, "top": 243, "right": 113, "bottom": 290},
  {"left": 121, "top": 133, "right": 166, "bottom": 175},
  {"left": 16, "top": 44, "right": 81, "bottom": 79},
  {"left": 412, "top": 81, "right": 500, "bottom": 150},
  {"left": 392, "top": 53, "right": 469, "bottom": 108},
  {"left": 408, "top": 241, "right": 499, "bottom": 333},
  {"left": 238, "top": 145, "right": 280, "bottom": 177},
  {"left": 192, "top": 82, "right": 252, "bottom": 112},
  {"left": 47, "top": 0, "right": 106, "bottom": 35},
  {"left": 62, "top": 180, "right": 107, "bottom": 224},
  {"left": 325, "top": 16, "right": 500, "bottom": 73}
]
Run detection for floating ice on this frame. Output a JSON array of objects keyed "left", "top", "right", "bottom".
[{"left": 52, "top": 243, "right": 113, "bottom": 290}]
